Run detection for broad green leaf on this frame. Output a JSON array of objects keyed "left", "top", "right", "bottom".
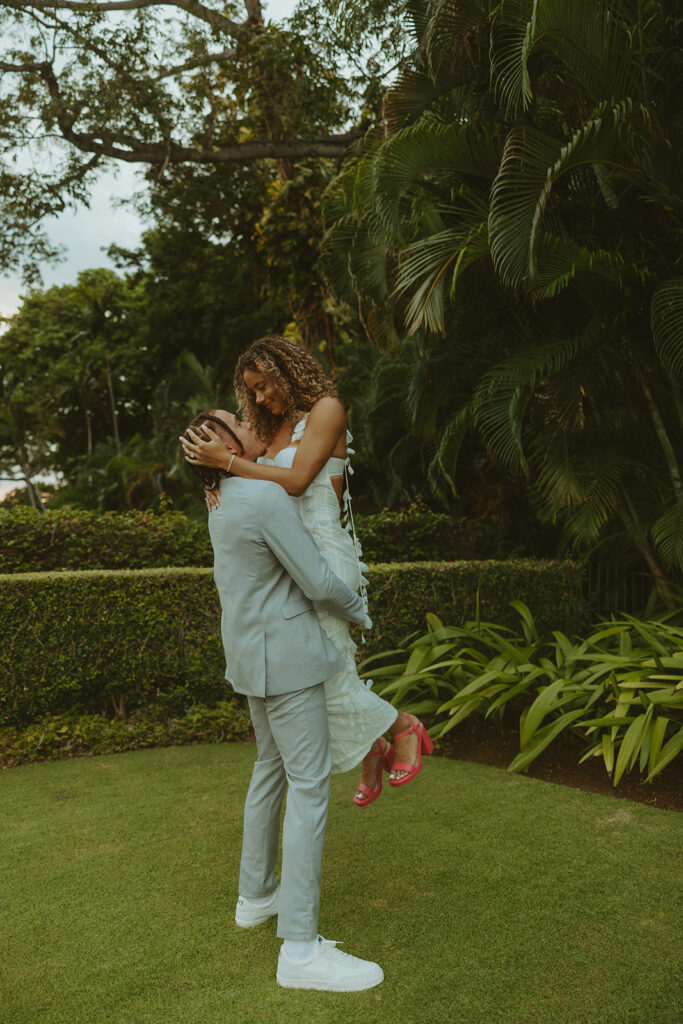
[
  {"left": 436, "top": 697, "right": 484, "bottom": 735},
  {"left": 613, "top": 710, "right": 652, "bottom": 786},
  {"left": 521, "top": 680, "right": 578, "bottom": 748},
  {"left": 579, "top": 741, "right": 602, "bottom": 764},
  {"left": 601, "top": 734, "right": 615, "bottom": 774},
  {"left": 646, "top": 727, "right": 683, "bottom": 782},
  {"left": 648, "top": 716, "right": 670, "bottom": 776},
  {"left": 508, "top": 710, "right": 585, "bottom": 773},
  {"left": 510, "top": 600, "right": 540, "bottom": 643}
]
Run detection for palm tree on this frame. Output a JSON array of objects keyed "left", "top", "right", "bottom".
[{"left": 323, "top": 0, "right": 682, "bottom": 603}]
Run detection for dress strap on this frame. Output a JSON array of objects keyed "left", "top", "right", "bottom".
[{"left": 291, "top": 414, "right": 308, "bottom": 443}]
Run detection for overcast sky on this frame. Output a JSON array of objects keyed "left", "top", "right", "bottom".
[{"left": 0, "top": 0, "right": 298, "bottom": 321}]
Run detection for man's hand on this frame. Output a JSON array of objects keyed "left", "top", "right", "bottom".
[
  {"left": 362, "top": 614, "right": 373, "bottom": 631},
  {"left": 204, "top": 487, "right": 221, "bottom": 511},
  {"left": 180, "top": 426, "right": 229, "bottom": 469}
]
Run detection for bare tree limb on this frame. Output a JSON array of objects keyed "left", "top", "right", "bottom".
[
  {"left": 2, "top": 59, "right": 367, "bottom": 164},
  {"left": 153, "top": 47, "right": 238, "bottom": 80},
  {"left": 0, "top": 59, "right": 51, "bottom": 71},
  {"left": 0, "top": 0, "right": 253, "bottom": 38}
]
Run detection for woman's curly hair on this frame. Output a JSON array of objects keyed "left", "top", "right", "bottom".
[{"left": 234, "top": 336, "right": 336, "bottom": 446}]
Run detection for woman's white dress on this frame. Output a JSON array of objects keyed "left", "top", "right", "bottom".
[{"left": 258, "top": 415, "right": 398, "bottom": 773}]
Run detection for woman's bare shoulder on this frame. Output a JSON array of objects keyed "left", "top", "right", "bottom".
[{"left": 307, "top": 395, "right": 346, "bottom": 428}]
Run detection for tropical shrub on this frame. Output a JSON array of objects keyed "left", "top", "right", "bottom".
[
  {"left": 322, "top": 0, "right": 683, "bottom": 601},
  {"left": 0, "top": 561, "right": 580, "bottom": 727},
  {"left": 365, "top": 605, "right": 683, "bottom": 785}
]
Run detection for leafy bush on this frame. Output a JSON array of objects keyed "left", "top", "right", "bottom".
[
  {"left": 356, "top": 506, "right": 513, "bottom": 562},
  {"left": 0, "top": 701, "right": 253, "bottom": 769},
  {"left": 0, "top": 561, "right": 580, "bottom": 727},
  {"left": 365, "top": 605, "right": 683, "bottom": 785},
  {"left": 0, "top": 504, "right": 514, "bottom": 573},
  {"left": 0, "top": 507, "right": 209, "bottom": 573}
]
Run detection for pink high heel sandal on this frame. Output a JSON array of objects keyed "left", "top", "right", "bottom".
[
  {"left": 388, "top": 716, "right": 433, "bottom": 787},
  {"left": 353, "top": 738, "right": 395, "bottom": 807}
]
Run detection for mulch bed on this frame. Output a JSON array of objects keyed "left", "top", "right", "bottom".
[{"left": 438, "top": 722, "right": 682, "bottom": 812}]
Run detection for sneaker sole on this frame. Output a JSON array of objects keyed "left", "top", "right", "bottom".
[
  {"left": 276, "top": 970, "right": 384, "bottom": 992},
  {"left": 235, "top": 911, "right": 278, "bottom": 928}
]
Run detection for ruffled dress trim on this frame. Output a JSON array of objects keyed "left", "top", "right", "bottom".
[{"left": 292, "top": 415, "right": 370, "bottom": 630}]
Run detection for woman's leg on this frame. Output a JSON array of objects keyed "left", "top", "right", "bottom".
[
  {"left": 353, "top": 712, "right": 423, "bottom": 800},
  {"left": 388, "top": 712, "right": 421, "bottom": 782}
]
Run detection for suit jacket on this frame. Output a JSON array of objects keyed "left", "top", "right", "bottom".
[{"left": 208, "top": 476, "right": 366, "bottom": 697}]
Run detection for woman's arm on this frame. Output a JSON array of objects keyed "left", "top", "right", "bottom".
[{"left": 184, "top": 397, "right": 346, "bottom": 497}]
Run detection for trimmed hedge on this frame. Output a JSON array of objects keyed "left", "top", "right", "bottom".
[
  {"left": 0, "top": 508, "right": 208, "bottom": 573},
  {"left": 0, "top": 703, "right": 253, "bottom": 769},
  {"left": 0, "top": 505, "right": 512, "bottom": 572},
  {"left": 0, "top": 561, "right": 581, "bottom": 727}
]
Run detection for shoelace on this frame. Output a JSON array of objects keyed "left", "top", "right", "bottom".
[{"left": 318, "top": 937, "right": 359, "bottom": 963}]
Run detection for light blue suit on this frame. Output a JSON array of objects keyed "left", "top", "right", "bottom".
[
  {"left": 208, "top": 476, "right": 367, "bottom": 938},
  {"left": 209, "top": 477, "right": 366, "bottom": 696}
]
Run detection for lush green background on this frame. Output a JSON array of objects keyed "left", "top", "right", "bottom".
[
  {"left": 2, "top": 2, "right": 680, "bottom": 596},
  {"left": 1, "top": 744, "right": 680, "bottom": 1024}
]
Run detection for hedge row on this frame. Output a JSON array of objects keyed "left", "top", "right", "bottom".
[
  {"left": 0, "top": 560, "right": 581, "bottom": 727},
  {"left": 0, "top": 703, "right": 253, "bottom": 769},
  {"left": 0, "top": 505, "right": 513, "bottom": 573}
]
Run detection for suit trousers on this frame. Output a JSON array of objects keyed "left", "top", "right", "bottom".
[{"left": 239, "top": 683, "right": 331, "bottom": 940}]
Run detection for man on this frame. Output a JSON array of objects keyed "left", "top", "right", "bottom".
[{"left": 182, "top": 411, "right": 383, "bottom": 992}]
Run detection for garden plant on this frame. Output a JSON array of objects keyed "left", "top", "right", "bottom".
[{"left": 365, "top": 602, "right": 683, "bottom": 786}]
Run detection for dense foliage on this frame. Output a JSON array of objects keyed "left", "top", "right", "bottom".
[
  {"left": 1, "top": 1, "right": 680, "bottom": 587},
  {"left": 322, "top": 0, "right": 683, "bottom": 597},
  {"left": 0, "top": 561, "right": 580, "bottom": 726},
  {"left": 367, "top": 605, "right": 683, "bottom": 785}
]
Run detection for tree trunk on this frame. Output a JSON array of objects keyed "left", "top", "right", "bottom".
[
  {"left": 640, "top": 371, "right": 682, "bottom": 501},
  {"left": 18, "top": 454, "right": 44, "bottom": 512},
  {"left": 617, "top": 498, "right": 675, "bottom": 610},
  {"left": 103, "top": 349, "right": 121, "bottom": 455}
]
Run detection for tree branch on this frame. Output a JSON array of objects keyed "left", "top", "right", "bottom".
[
  {"left": 2, "top": 59, "right": 367, "bottom": 164},
  {"left": 153, "top": 47, "right": 238, "bottom": 81},
  {"left": 60, "top": 130, "right": 365, "bottom": 164},
  {"left": 1, "top": 0, "right": 252, "bottom": 38}
]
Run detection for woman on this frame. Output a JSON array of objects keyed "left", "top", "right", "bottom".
[{"left": 181, "top": 336, "right": 432, "bottom": 804}]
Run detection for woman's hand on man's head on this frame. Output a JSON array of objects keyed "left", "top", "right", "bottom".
[{"left": 180, "top": 425, "right": 230, "bottom": 469}]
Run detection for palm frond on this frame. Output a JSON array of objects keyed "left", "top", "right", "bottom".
[
  {"left": 651, "top": 502, "right": 683, "bottom": 572},
  {"left": 472, "top": 337, "right": 585, "bottom": 474},
  {"left": 491, "top": 0, "right": 633, "bottom": 118},
  {"left": 651, "top": 279, "right": 683, "bottom": 379},
  {"left": 563, "top": 459, "right": 629, "bottom": 545},
  {"left": 394, "top": 222, "right": 489, "bottom": 334},
  {"left": 489, "top": 101, "right": 651, "bottom": 288},
  {"left": 533, "top": 234, "right": 626, "bottom": 298},
  {"left": 427, "top": 404, "right": 475, "bottom": 500},
  {"left": 373, "top": 122, "right": 503, "bottom": 244}
]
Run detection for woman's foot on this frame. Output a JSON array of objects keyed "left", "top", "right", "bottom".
[
  {"left": 353, "top": 738, "right": 393, "bottom": 806},
  {"left": 388, "top": 714, "right": 433, "bottom": 786}
]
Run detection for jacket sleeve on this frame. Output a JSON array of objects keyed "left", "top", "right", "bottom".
[{"left": 259, "top": 487, "right": 367, "bottom": 626}]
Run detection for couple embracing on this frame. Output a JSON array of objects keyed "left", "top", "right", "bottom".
[{"left": 181, "top": 336, "right": 432, "bottom": 992}]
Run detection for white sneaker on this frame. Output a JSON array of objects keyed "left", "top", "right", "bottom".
[
  {"left": 276, "top": 935, "right": 384, "bottom": 992},
  {"left": 234, "top": 887, "right": 280, "bottom": 928}
]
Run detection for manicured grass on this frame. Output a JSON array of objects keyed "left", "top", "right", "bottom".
[{"left": 1, "top": 744, "right": 681, "bottom": 1024}]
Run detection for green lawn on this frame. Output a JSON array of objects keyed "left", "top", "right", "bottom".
[{"left": 1, "top": 743, "right": 681, "bottom": 1024}]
